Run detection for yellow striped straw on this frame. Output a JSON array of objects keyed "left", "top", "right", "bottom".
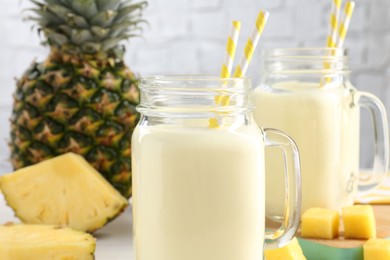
[
  {"left": 209, "top": 21, "right": 241, "bottom": 128},
  {"left": 323, "top": 0, "right": 342, "bottom": 84},
  {"left": 336, "top": 1, "right": 355, "bottom": 48},
  {"left": 327, "top": 0, "right": 342, "bottom": 48},
  {"left": 220, "top": 21, "right": 241, "bottom": 79},
  {"left": 233, "top": 10, "right": 270, "bottom": 78},
  {"left": 215, "top": 21, "right": 241, "bottom": 105}
]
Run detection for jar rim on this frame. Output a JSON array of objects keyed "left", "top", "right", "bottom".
[
  {"left": 262, "top": 47, "right": 348, "bottom": 59},
  {"left": 140, "top": 74, "right": 249, "bottom": 84},
  {"left": 137, "top": 74, "right": 253, "bottom": 117},
  {"left": 139, "top": 74, "right": 252, "bottom": 93},
  {"left": 260, "top": 47, "right": 350, "bottom": 75}
]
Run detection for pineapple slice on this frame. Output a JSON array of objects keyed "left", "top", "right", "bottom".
[
  {"left": 0, "top": 223, "right": 95, "bottom": 260},
  {"left": 264, "top": 237, "right": 306, "bottom": 260},
  {"left": 342, "top": 205, "right": 376, "bottom": 239},
  {"left": 301, "top": 208, "right": 340, "bottom": 239},
  {"left": 364, "top": 238, "right": 390, "bottom": 260},
  {"left": 0, "top": 153, "right": 128, "bottom": 232}
]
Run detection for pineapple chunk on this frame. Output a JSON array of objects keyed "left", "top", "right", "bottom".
[
  {"left": 0, "top": 153, "right": 128, "bottom": 232},
  {"left": 300, "top": 208, "right": 339, "bottom": 239},
  {"left": 364, "top": 238, "right": 390, "bottom": 260},
  {"left": 264, "top": 237, "right": 306, "bottom": 260},
  {"left": 342, "top": 205, "right": 376, "bottom": 239},
  {"left": 0, "top": 223, "right": 95, "bottom": 260}
]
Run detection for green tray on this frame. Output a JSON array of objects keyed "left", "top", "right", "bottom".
[
  {"left": 298, "top": 237, "right": 390, "bottom": 260},
  {"left": 298, "top": 238, "right": 363, "bottom": 260}
]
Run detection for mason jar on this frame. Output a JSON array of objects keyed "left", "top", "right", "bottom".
[
  {"left": 132, "top": 75, "right": 301, "bottom": 260},
  {"left": 253, "top": 48, "right": 389, "bottom": 217}
]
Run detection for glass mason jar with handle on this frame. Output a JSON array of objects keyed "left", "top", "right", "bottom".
[
  {"left": 253, "top": 48, "right": 389, "bottom": 218},
  {"left": 132, "top": 75, "right": 301, "bottom": 260}
]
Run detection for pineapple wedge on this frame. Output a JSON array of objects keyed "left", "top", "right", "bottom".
[
  {"left": 0, "top": 223, "right": 95, "bottom": 260},
  {"left": 0, "top": 153, "right": 128, "bottom": 232}
]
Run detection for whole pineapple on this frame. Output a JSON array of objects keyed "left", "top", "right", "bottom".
[{"left": 10, "top": 0, "right": 147, "bottom": 198}]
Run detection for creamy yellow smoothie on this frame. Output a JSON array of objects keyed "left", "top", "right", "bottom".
[
  {"left": 253, "top": 81, "right": 360, "bottom": 215},
  {"left": 132, "top": 124, "right": 265, "bottom": 260}
]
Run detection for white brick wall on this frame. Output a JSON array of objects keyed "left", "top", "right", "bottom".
[{"left": 0, "top": 0, "right": 389, "bottom": 168}]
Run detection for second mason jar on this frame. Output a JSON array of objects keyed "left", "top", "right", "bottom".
[{"left": 253, "top": 48, "right": 389, "bottom": 217}]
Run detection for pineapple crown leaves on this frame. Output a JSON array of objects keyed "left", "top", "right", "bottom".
[{"left": 26, "top": 0, "right": 147, "bottom": 56}]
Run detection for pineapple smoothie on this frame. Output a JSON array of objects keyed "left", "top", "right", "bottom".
[
  {"left": 132, "top": 124, "right": 265, "bottom": 260},
  {"left": 252, "top": 81, "right": 360, "bottom": 215}
]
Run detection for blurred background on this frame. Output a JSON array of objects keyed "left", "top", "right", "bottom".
[{"left": 0, "top": 0, "right": 389, "bottom": 170}]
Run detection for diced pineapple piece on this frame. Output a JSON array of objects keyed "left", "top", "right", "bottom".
[
  {"left": 264, "top": 237, "right": 306, "bottom": 260},
  {"left": 364, "top": 238, "right": 390, "bottom": 260},
  {"left": 0, "top": 223, "right": 95, "bottom": 260},
  {"left": 0, "top": 153, "right": 128, "bottom": 232},
  {"left": 342, "top": 205, "right": 376, "bottom": 239},
  {"left": 300, "top": 208, "right": 339, "bottom": 239}
]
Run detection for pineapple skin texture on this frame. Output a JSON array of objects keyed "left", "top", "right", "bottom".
[
  {"left": 342, "top": 205, "right": 376, "bottom": 239},
  {"left": 10, "top": 52, "right": 140, "bottom": 198},
  {"left": 301, "top": 208, "right": 340, "bottom": 239},
  {"left": 364, "top": 238, "right": 390, "bottom": 260},
  {"left": 0, "top": 153, "right": 129, "bottom": 232},
  {"left": 0, "top": 224, "right": 95, "bottom": 260},
  {"left": 264, "top": 237, "right": 307, "bottom": 260}
]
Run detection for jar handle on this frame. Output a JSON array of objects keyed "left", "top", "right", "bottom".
[
  {"left": 356, "top": 91, "right": 389, "bottom": 191},
  {"left": 262, "top": 128, "right": 302, "bottom": 249}
]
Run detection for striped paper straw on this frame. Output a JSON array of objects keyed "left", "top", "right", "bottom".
[
  {"left": 356, "top": 175, "right": 390, "bottom": 205},
  {"left": 209, "top": 21, "right": 241, "bottom": 128},
  {"left": 215, "top": 21, "right": 241, "bottom": 105},
  {"left": 327, "top": 0, "right": 342, "bottom": 48},
  {"left": 337, "top": 1, "right": 355, "bottom": 48},
  {"left": 323, "top": 0, "right": 342, "bottom": 84},
  {"left": 233, "top": 10, "right": 270, "bottom": 78},
  {"left": 221, "top": 21, "right": 241, "bottom": 79}
]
